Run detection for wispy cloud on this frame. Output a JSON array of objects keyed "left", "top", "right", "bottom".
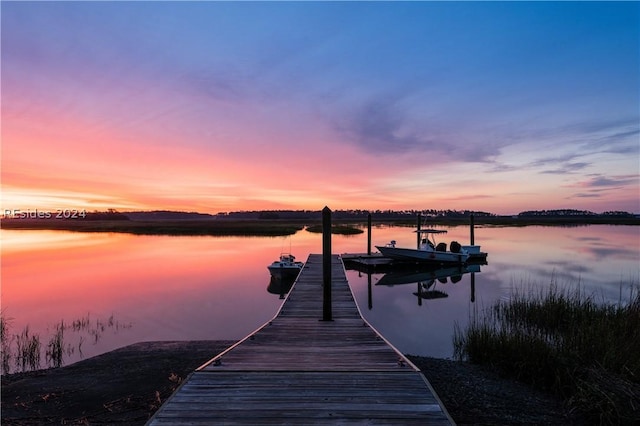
[
  {"left": 335, "top": 94, "right": 425, "bottom": 152},
  {"left": 565, "top": 173, "right": 639, "bottom": 202},
  {"left": 334, "top": 92, "right": 510, "bottom": 164},
  {"left": 572, "top": 174, "right": 639, "bottom": 189},
  {"left": 540, "top": 162, "right": 591, "bottom": 175}
]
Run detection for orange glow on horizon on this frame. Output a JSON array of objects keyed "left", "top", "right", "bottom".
[{"left": 3, "top": 87, "right": 638, "bottom": 215}]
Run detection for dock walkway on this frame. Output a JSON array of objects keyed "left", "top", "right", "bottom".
[{"left": 148, "top": 254, "right": 453, "bottom": 425}]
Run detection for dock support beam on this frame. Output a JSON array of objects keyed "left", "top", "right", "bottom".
[
  {"left": 470, "top": 214, "right": 475, "bottom": 245},
  {"left": 416, "top": 213, "right": 422, "bottom": 249},
  {"left": 322, "top": 206, "right": 332, "bottom": 321},
  {"left": 367, "top": 213, "right": 372, "bottom": 255}
]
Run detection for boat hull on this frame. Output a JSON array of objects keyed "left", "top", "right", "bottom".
[
  {"left": 268, "top": 265, "right": 302, "bottom": 279},
  {"left": 376, "top": 245, "right": 469, "bottom": 265}
]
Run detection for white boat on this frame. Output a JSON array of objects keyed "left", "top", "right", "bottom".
[
  {"left": 376, "top": 229, "right": 470, "bottom": 265},
  {"left": 267, "top": 253, "right": 304, "bottom": 278}
]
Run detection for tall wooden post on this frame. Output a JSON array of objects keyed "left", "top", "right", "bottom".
[
  {"left": 470, "top": 214, "right": 475, "bottom": 245},
  {"left": 322, "top": 206, "right": 333, "bottom": 321},
  {"left": 367, "top": 213, "right": 372, "bottom": 255},
  {"left": 416, "top": 213, "right": 422, "bottom": 249}
]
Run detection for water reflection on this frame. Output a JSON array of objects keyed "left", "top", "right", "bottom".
[
  {"left": 1, "top": 225, "right": 638, "bottom": 368},
  {"left": 351, "top": 264, "right": 482, "bottom": 311},
  {"left": 267, "top": 275, "right": 296, "bottom": 299},
  {"left": 1, "top": 312, "right": 132, "bottom": 374},
  {"left": 376, "top": 264, "right": 480, "bottom": 287}
]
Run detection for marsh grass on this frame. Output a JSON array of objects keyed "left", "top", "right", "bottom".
[
  {"left": 1, "top": 313, "right": 13, "bottom": 373},
  {"left": 15, "top": 325, "right": 41, "bottom": 372},
  {"left": 1, "top": 313, "right": 132, "bottom": 374},
  {"left": 1, "top": 218, "right": 305, "bottom": 236},
  {"left": 45, "top": 320, "right": 67, "bottom": 368},
  {"left": 453, "top": 282, "right": 640, "bottom": 424},
  {"left": 305, "top": 224, "right": 364, "bottom": 235}
]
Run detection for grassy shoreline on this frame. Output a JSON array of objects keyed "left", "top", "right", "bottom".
[
  {"left": 0, "top": 218, "right": 306, "bottom": 236},
  {"left": 453, "top": 283, "right": 640, "bottom": 424},
  {"left": 2, "top": 216, "right": 638, "bottom": 237}
]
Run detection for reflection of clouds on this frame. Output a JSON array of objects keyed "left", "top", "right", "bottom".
[
  {"left": 526, "top": 266, "right": 589, "bottom": 285},
  {"left": 574, "top": 242, "right": 639, "bottom": 260},
  {"left": 583, "top": 246, "right": 638, "bottom": 259},
  {"left": 545, "top": 261, "right": 592, "bottom": 274},
  {"left": 574, "top": 236, "right": 603, "bottom": 242},
  {"left": 563, "top": 234, "right": 638, "bottom": 261}
]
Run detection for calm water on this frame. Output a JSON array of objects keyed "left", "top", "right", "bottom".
[{"left": 1, "top": 224, "right": 638, "bottom": 372}]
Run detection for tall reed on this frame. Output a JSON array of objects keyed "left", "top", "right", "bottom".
[
  {"left": 45, "top": 320, "right": 65, "bottom": 368},
  {"left": 15, "top": 325, "right": 41, "bottom": 372},
  {"left": 453, "top": 282, "right": 640, "bottom": 424},
  {"left": 1, "top": 313, "right": 132, "bottom": 374},
  {"left": 1, "top": 313, "right": 13, "bottom": 374}
]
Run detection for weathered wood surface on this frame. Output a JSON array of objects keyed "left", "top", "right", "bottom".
[{"left": 148, "top": 254, "right": 453, "bottom": 425}]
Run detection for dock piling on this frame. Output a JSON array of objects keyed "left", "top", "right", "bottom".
[
  {"left": 367, "top": 212, "right": 372, "bottom": 255},
  {"left": 470, "top": 214, "right": 475, "bottom": 245},
  {"left": 416, "top": 213, "right": 422, "bottom": 249},
  {"left": 322, "top": 206, "right": 332, "bottom": 321}
]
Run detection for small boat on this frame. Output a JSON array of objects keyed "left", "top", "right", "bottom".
[
  {"left": 376, "top": 229, "right": 470, "bottom": 265},
  {"left": 267, "top": 253, "right": 304, "bottom": 279}
]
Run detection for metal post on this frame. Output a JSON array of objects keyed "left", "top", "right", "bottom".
[
  {"left": 367, "top": 213, "right": 372, "bottom": 255},
  {"left": 322, "top": 206, "right": 333, "bottom": 321}
]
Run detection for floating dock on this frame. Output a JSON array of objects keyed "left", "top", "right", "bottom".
[{"left": 147, "top": 254, "right": 453, "bottom": 425}]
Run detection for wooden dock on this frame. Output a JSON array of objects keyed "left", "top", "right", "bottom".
[{"left": 147, "top": 254, "right": 453, "bottom": 425}]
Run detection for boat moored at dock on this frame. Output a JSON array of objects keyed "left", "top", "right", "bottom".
[
  {"left": 267, "top": 253, "right": 303, "bottom": 279},
  {"left": 376, "top": 229, "right": 471, "bottom": 265}
]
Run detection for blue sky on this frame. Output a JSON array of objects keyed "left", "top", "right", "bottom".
[{"left": 2, "top": 1, "right": 639, "bottom": 214}]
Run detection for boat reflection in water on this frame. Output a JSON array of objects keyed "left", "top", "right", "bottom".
[
  {"left": 376, "top": 264, "right": 481, "bottom": 306},
  {"left": 347, "top": 262, "right": 482, "bottom": 309},
  {"left": 267, "top": 275, "right": 297, "bottom": 299}
]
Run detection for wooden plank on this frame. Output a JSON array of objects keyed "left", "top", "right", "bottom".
[{"left": 147, "top": 254, "right": 453, "bottom": 425}]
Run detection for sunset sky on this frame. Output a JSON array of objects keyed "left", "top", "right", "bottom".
[{"left": 2, "top": 1, "right": 638, "bottom": 215}]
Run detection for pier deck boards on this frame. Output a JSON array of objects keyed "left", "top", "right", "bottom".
[{"left": 147, "top": 254, "right": 453, "bottom": 425}]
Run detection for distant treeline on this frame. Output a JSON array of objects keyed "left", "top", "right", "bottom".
[
  {"left": 3, "top": 208, "right": 637, "bottom": 235},
  {"left": 214, "top": 208, "right": 637, "bottom": 221},
  {"left": 517, "top": 209, "right": 636, "bottom": 218},
  {"left": 3, "top": 208, "right": 637, "bottom": 222},
  {"left": 84, "top": 209, "right": 130, "bottom": 220},
  {"left": 216, "top": 209, "right": 496, "bottom": 221}
]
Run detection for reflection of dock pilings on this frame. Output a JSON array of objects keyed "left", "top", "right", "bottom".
[
  {"left": 350, "top": 264, "right": 482, "bottom": 308},
  {"left": 368, "top": 273, "right": 373, "bottom": 310},
  {"left": 471, "top": 273, "right": 475, "bottom": 303}
]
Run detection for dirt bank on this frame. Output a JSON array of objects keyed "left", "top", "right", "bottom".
[{"left": 1, "top": 341, "right": 583, "bottom": 425}]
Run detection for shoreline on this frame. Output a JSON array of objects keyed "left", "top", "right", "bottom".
[
  {"left": 1, "top": 340, "right": 583, "bottom": 425},
  {"left": 2, "top": 217, "right": 638, "bottom": 238}
]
